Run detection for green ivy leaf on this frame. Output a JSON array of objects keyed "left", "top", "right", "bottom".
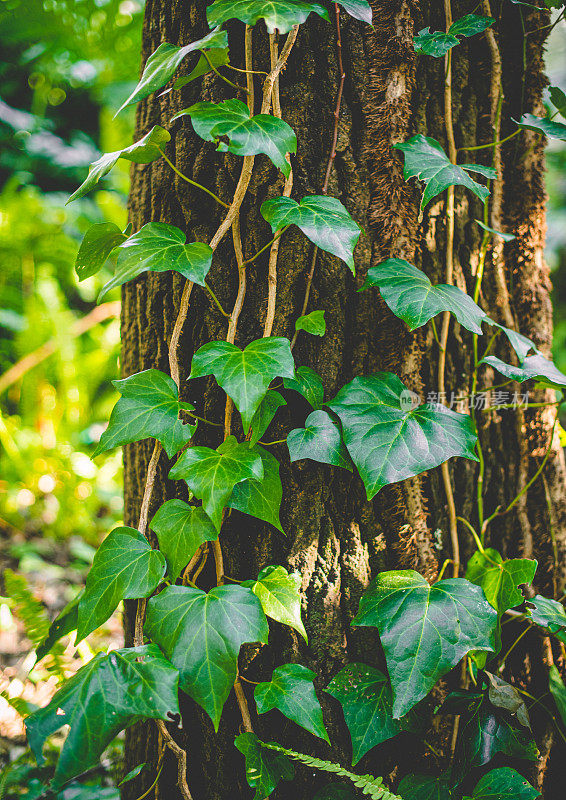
[
  {"left": 67, "top": 126, "right": 170, "bottom": 203},
  {"left": 476, "top": 220, "right": 516, "bottom": 242},
  {"left": 394, "top": 135, "right": 495, "bottom": 211},
  {"left": 169, "top": 436, "right": 263, "bottom": 531},
  {"left": 452, "top": 694, "right": 538, "bottom": 783},
  {"left": 172, "top": 48, "right": 230, "bottom": 90},
  {"left": 414, "top": 29, "right": 459, "bottom": 58},
  {"left": 334, "top": 0, "right": 371, "bottom": 23},
  {"left": 189, "top": 337, "right": 295, "bottom": 431},
  {"left": 75, "top": 222, "right": 126, "bottom": 281},
  {"left": 470, "top": 767, "right": 540, "bottom": 800},
  {"left": 149, "top": 500, "right": 218, "bottom": 582},
  {"left": 116, "top": 28, "right": 228, "bottom": 113},
  {"left": 360, "top": 258, "right": 487, "bottom": 333},
  {"left": 548, "top": 665, "right": 566, "bottom": 727},
  {"left": 353, "top": 571, "right": 497, "bottom": 717},
  {"left": 326, "top": 664, "right": 419, "bottom": 765},
  {"left": 327, "top": 373, "right": 478, "bottom": 500},
  {"left": 449, "top": 13, "right": 494, "bottom": 36},
  {"left": 234, "top": 732, "right": 294, "bottom": 800},
  {"left": 396, "top": 774, "right": 452, "bottom": 800},
  {"left": 206, "top": 0, "right": 329, "bottom": 34},
  {"left": 466, "top": 548, "right": 536, "bottom": 616},
  {"left": 255, "top": 663, "right": 329, "bottom": 742},
  {"left": 549, "top": 86, "right": 566, "bottom": 118},
  {"left": 287, "top": 409, "right": 352, "bottom": 471},
  {"left": 77, "top": 527, "right": 166, "bottom": 641},
  {"left": 36, "top": 591, "right": 82, "bottom": 661},
  {"left": 173, "top": 99, "right": 296, "bottom": 178},
  {"left": 144, "top": 584, "right": 268, "bottom": 730},
  {"left": 527, "top": 594, "right": 566, "bottom": 643},
  {"left": 227, "top": 444, "right": 285, "bottom": 532},
  {"left": 261, "top": 195, "right": 361, "bottom": 273},
  {"left": 481, "top": 352, "right": 566, "bottom": 388},
  {"left": 485, "top": 672, "right": 530, "bottom": 729},
  {"left": 26, "top": 645, "right": 179, "bottom": 789},
  {"left": 242, "top": 564, "right": 307, "bottom": 641},
  {"left": 284, "top": 365, "right": 324, "bottom": 409},
  {"left": 515, "top": 113, "right": 566, "bottom": 141},
  {"left": 249, "top": 390, "right": 287, "bottom": 447},
  {"left": 295, "top": 309, "right": 326, "bottom": 336},
  {"left": 98, "top": 223, "right": 213, "bottom": 300},
  {"left": 93, "top": 369, "right": 196, "bottom": 459}
]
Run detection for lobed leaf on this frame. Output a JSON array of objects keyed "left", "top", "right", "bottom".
[
  {"left": 295, "top": 309, "right": 326, "bottom": 336},
  {"left": 75, "top": 222, "right": 126, "bottom": 281},
  {"left": 93, "top": 369, "right": 196, "bottom": 459},
  {"left": 145, "top": 584, "right": 268, "bottom": 729},
  {"left": 470, "top": 767, "right": 540, "bottom": 800},
  {"left": 206, "top": 0, "right": 329, "bottom": 34},
  {"left": 287, "top": 409, "right": 352, "bottom": 470},
  {"left": 234, "top": 732, "right": 294, "bottom": 800},
  {"left": 243, "top": 564, "right": 307, "bottom": 640},
  {"left": 284, "top": 365, "right": 324, "bottom": 409},
  {"left": 414, "top": 15, "right": 493, "bottom": 58},
  {"left": 515, "top": 112, "right": 566, "bottom": 141},
  {"left": 227, "top": 444, "right": 285, "bottom": 532},
  {"left": 150, "top": 499, "right": 218, "bottom": 582},
  {"left": 527, "top": 594, "right": 566, "bottom": 643},
  {"left": 255, "top": 663, "right": 329, "bottom": 741}
]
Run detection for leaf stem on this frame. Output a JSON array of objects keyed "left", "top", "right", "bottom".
[
  {"left": 456, "top": 516, "right": 484, "bottom": 553},
  {"left": 205, "top": 281, "right": 231, "bottom": 318},
  {"left": 457, "top": 129, "right": 520, "bottom": 153},
  {"left": 158, "top": 148, "right": 229, "bottom": 208},
  {"left": 241, "top": 227, "right": 288, "bottom": 267},
  {"left": 202, "top": 49, "right": 248, "bottom": 94}
]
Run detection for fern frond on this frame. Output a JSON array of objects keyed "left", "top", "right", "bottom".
[{"left": 261, "top": 743, "right": 404, "bottom": 800}]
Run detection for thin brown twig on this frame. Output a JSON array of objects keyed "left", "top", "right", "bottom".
[{"left": 156, "top": 720, "right": 193, "bottom": 800}]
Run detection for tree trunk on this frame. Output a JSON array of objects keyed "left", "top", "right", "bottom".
[{"left": 121, "top": 1, "right": 566, "bottom": 798}]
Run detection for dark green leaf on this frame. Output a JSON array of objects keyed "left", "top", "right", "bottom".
[
  {"left": 288, "top": 409, "right": 352, "bottom": 470},
  {"left": 394, "top": 135, "right": 495, "bottom": 210},
  {"left": 261, "top": 195, "right": 361, "bottom": 273},
  {"left": 255, "top": 663, "right": 329, "bottom": 741},
  {"left": 549, "top": 86, "right": 566, "bottom": 118},
  {"left": 414, "top": 28, "right": 459, "bottom": 57},
  {"left": 295, "top": 310, "right": 326, "bottom": 336},
  {"left": 476, "top": 220, "right": 516, "bottom": 242},
  {"left": 169, "top": 436, "right": 263, "bottom": 530},
  {"left": 189, "top": 337, "right": 295, "bottom": 430},
  {"left": 77, "top": 527, "right": 166, "bottom": 641},
  {"left": 527, "top": 594, "right": 566, "bottom": 643},
  {"left": 145, "top": 584, "right": 268, "bottom": 729},
  {"left": 242, "top": 564, "right": 307, "bottom": 641},
  {"left": 449, "top": 14, "right": 494, "bottom": 37},
  {"left": 173, "top": 99, "right": 296, "bottom": 177},
  {"left": 397, "top": 774, "right": 452, "bottom": 800},
  {"left": 326, "top": 664, "right": 418, "bottom": 764},
  {"left": 117, "top": 28, "right": 228, "bottom": 113},
  {"left": 481, "top": 353, "right": 566, "bottom": 388},
  {"left": 335, "top": 0, "right": 372, "bottom": 24},
  {"left": 249, "top": 390, "right": 287, "bottom": 447},
  {"left": 470, "top": 767, "right": 540, "bottom": 800},
  {"left": 353, "top": 571, "right": 497, "bottom": 717},
  {"left": 93, "top": 369, "right": 196, "bottom": 459},
  {"left": 515, "top": 113, "right": 566, "bottom": 141},
  {"left": 206, "top": 0, "right": 329, "bottom": 34},
  {"left": 26, "top": 645, "right": 179, "bottom": 789},
  {"left": 99, "top": 223, "right": 213, "bottom": 300},
  {"left": 67, "top": 126, "right": 170, "bottom": 203},
  {"left": 150, "top": 499, "right": 218, "bottom": 582},
  {"left": 36, "top": 591, "right": 82, "bottom": 661},
  {"left": 75, "top": 223, "right": 126, "bottom": 281},
  {"left": 548, "top": 665, "right": 566, "bottom": 727},
  {"left": 172, "top": 48, "right": 230, "bottom": 90},
  {"left": 227, "top": 444, "right": 285, "bottom": 532},
  {"left": 234, "top": 732, "right": 294, "bottom": 800},
  {"left": 284, "top": 365, "right": 324, "bottom": 409},
  {"left": 360, "top": 258, "right": 487, "bottom": 333},
  {"left": 327, "top": 373, "right": 478, "bottom": 500}
]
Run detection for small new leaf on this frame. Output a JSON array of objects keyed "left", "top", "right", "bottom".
[
  {"left": 326, "top": 663, "right": 419, "bottom": 765},
  {"left": 117, "top": 28, "right": 228, "bottom": 113},
  {"left": 150, "top": 499, "right": 218, "bottom": 582},
  {"left": 93, "top": 369, "right": 196, "bottom": 459},
  {"left": 414, "top": 15, "right": 493, "bottom": 58},
  {"left": 242, "top": 564, "right": 307, "bottom": 641},
  {"left": 288, "top": 409, "right": 352, "bottom": 471},
  {"left": 189, "top": 337, "right": 295, "bottom": 431},
  {"left": 77, "top": 527, "right": 166, "bottom": 641},
  {"left": 67, "top": 126, "right": 170, "bottom": 203},
  {"left": 361, "top": 258, "right": 487, "bottom": 333},
  {"left": 206, "top": 0, "right": 329, "bottom": 34},
  {"left": 227, "top": 444, "right": 285, "bottom": 532},
  {"left": 353, "top": 571, "right": 497, "bottom": 717},
  {"left": 255, "top": 663, "right": 329, "bottom": 742},
  {"left": 169, "top": 436, "right": 263, "bottom": 530},
  {"left": 295, "top": 309, "right": 326, "bottom": 336},
  {"left": 394, "top": 135, "right": 495, "bottom": 210},
  {"left": 261, "top": 195, "right": 361, "bottom": 273},
  {"left": 75, "top": 222, "right": 126, "bottom": 281},
  {"left": 283, "top": 365, "right": 324, "bottom": 409},
  {"left": 173, "top": 99, "right": 296, "bottom": 178},
  {"left": 145, "top": 585, "right": 268, "bottom": 730},
  {"left": 99, "top": 223, "right": 213, "bottom": 299},
  {"left": 234, "top": 732, "right": 294, "bottom": 800},
  {"left": 26, "top": 645, "right": 179, "bottom": 789},
  {"left": 328, "top": 373, "right": 478, "bottom": 500},
  {"left": 476, "top": 219, "right": 516, "bottom": 242}
]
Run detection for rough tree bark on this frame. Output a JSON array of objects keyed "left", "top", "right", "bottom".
[{"left": 120, "top": 1, "right": 566, "bottom": 798}]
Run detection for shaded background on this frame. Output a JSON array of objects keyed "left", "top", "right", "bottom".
[{"left": 0, "top": 1, "right": 565, "bottom": 796}]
